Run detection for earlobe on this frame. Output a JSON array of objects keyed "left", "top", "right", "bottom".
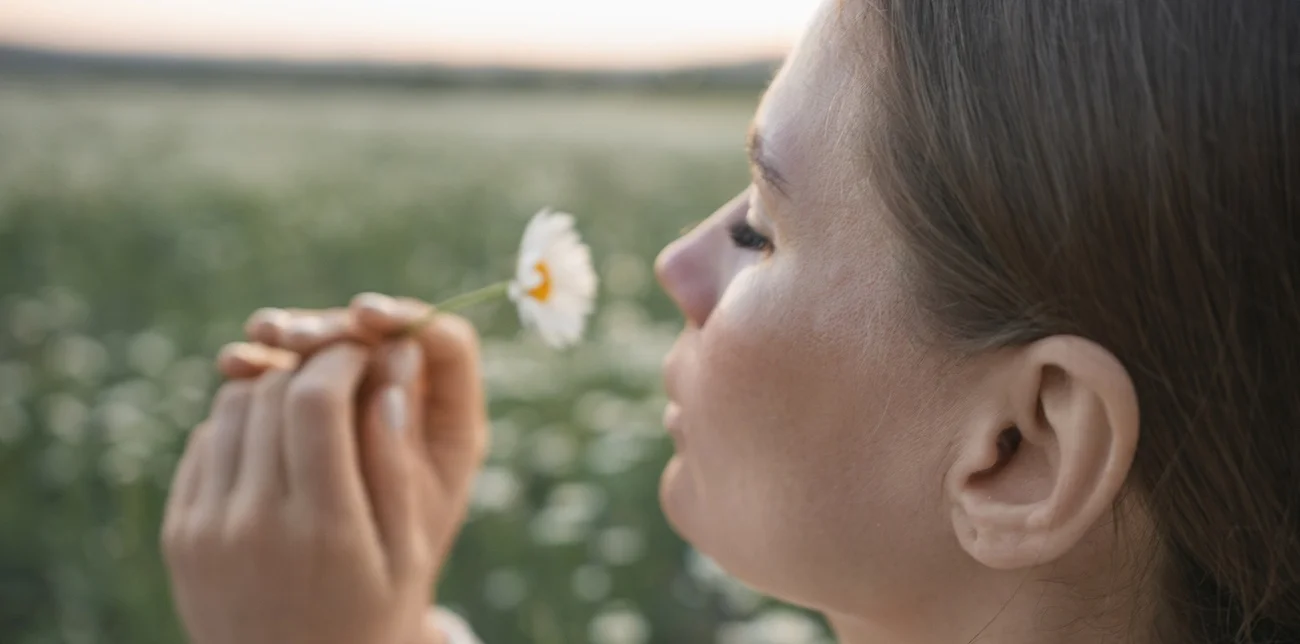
[{"left": 947, "top": 336, "right": 1140, "bottom": 571}]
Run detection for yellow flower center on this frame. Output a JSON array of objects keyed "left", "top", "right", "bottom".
[{"left": 527, "top": 261, "right": 552, "bottom": 302}]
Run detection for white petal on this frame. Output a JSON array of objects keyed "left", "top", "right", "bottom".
[
  {"left": 515, "top": 296, "right": 542, "bottom": 330},
  {"left": 519, "top": 209, "right": 576, "bottom": 257},
  {"left": 531, "top": 305, "right": 569, "bottom": 348},
  {"left": 508, "top": 207, "right": 597, "bottom": 349},
  {"left": 518, "top": 209, "right": 554, "bottom": 257}
]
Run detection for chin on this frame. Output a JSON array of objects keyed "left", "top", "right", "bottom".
[
  {"left": 658, "top": 456, "right": 790, "bottom": 605},
  {"left": 657, "top": 455, "right": 736, "bottom": 571},
  {"left": 658, "top": 454, "right": 700, "bottom": 542},
  {"left": 660, "top": 454, "right": 820, "bottom": 610}
]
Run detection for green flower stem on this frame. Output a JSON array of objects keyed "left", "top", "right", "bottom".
[
  {"left": 405, "top": 280, "right": 512, "bottom": 333},
  {"left": 434, "top": 280, "right": 512, "bottom": 312}
]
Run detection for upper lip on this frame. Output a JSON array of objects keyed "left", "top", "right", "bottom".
[{"left": 661, "top": 339, "right": 684, "bottom": 403}]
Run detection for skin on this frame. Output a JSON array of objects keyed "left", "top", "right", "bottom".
[
  {"left": 163, "top": 299, "right": 487, "bottom": 644},
  {"left": 163, "top": 1, "right": 1161, "bottom": 642}
]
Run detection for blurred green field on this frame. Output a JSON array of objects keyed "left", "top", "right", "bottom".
[{"left": 0, "top": 75, "right": 832, "bottom": 644}]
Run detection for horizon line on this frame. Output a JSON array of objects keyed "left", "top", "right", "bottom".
[{"left": 0, "top": 37, "right": 794, "bottom": 74}]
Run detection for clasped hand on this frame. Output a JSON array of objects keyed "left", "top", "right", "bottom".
[{"left": 161, "top": 293, "right": 488, "bottom": 644}]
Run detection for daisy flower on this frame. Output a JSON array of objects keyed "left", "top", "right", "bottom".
[
  {"left": 414, "top": 208, "right": 598, "bottom": 349},
  {"left": 506, "top": 209, "right": 598, "bottom": 348}
]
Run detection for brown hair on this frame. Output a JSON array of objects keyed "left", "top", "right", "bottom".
[{"left": 872, "top": 1, "right": 1300, "bottom": 642}]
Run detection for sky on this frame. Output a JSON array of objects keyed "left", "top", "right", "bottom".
[{"left": 0, "top": 0, "right": 823, "bottom": 69}]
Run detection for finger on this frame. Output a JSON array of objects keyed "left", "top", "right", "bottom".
[
  {"left": 198, "top": 380, "right": 255, "bottom": 511},
  {"left": 282, "top": 342, "right": 373, "bottom": 523},
  {"left": 352, "top": 292, "right": 487, "bottom": 495},
  {"left": 279, "top": 308, "right": 370, "bottom": 354},
  {"left": 164, "top": 421, "right": 210, "bottom": 526},
  {"left": 216, "top": 342, "right": 300, "bottom": 380},
  {"left": 351, "top": 292, "right": 434, "bottom": 336},
  {"left": 162, "top": 422, "right": 209, "bottom": 556},
  {"left": 374, "top": 332, "right": 427, "bottom": 455},
  {"left": 410, "top": 314, "right": 489, "bottom": 499},
  {"left": 232, "top": 368, "right": 294, "bottom": 507},
  {"left": 244, "top": 307, "right": 292, "bottom": 346},
  {"left": 359, "top": 340, "right": 424, "bottom": 578},
  {"left": 247, "top": 307, "right": 379, "bottom": 351}
]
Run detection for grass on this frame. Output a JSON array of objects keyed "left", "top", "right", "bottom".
[{"left": 0, "top": 74, "right": 832, "bottom": 644}]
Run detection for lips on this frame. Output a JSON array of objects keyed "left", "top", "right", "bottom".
[
  {"left": 661, "top": 335, "right": 690, "bottom": 444},
  {"left": 662, "top": 402, "right": 686, "bottom": 450},
  {"left": 663, "top": 402, "right": 682, "bottom": 431},
  {"left": 661, "top": 354, "right": 678, "bottom": 401}
]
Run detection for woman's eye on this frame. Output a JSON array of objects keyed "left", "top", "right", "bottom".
[{"left": 728, "top": 220, "right": 774, "bottom": 253}]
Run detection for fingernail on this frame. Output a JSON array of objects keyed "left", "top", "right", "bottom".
[
  {"left": 356, "top": 292, "right": 396, "bottom": 316},
  {"left": 392, "top": 302, "right": 435, "bottom": 329},
  {"left": 261, "top": 308, "right": 290, "bottom": 329},
  {"left": 248, "top": 308, "right": 289, "bottom": 340},
  {"left": 232, "top": 342, "right": 263, "bottom": 362},
  {"left": 286, "top": 317, "right": 328, "bottom": 344},
  {"left": 380, "top": 386, "right": 406, "bottom": 435},
  {"left": 389, "top": 343, "right": 421, "bottom": 384}
]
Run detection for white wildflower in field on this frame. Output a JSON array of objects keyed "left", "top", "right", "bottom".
[{"left": 421, "top": 207, "right": 597, "bottom": 349}]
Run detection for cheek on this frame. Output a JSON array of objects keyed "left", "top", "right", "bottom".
[
  {"left": 691, "top": 273, "right": 884, "bottom": 499},
  {"left": 690, "top": 255, "right": 902, "bottom": 461},
  {"left": 671, "top": 256, "right": 956, "bottom": 603},
  {"left": 674, "top": 269, "right": 860, "bottom": 533}
]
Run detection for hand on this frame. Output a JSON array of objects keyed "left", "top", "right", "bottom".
[
  {"left": 161, "top": 296, "right": 487, "bottom": 644},
  {"left": 234, "top": 295, "right": 489, "bottom": 572}
]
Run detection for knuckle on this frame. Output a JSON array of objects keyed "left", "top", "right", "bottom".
[
  {"left": 213, "top": 379, "right": 255, "bottom": 409},
  {"left": 439, "top": 315, "right": 480, "bottom": 353},
  {"left": 162, "top": 514, "right": 217, "bottom": 564},
  {"left": 253, "top": 368, "right": 293, "bottom": 398},
  {"left": 419, "top": 315, "right": 478, "bottom": 364},
  {"left": 221, "top": 509, "right": 278, "bottom": 554},
  {"left": 286, "top": 518, "right": 359, "bottom": 557},
  {"left": 406, "top": 537, "right": 434, "bottom": 573},
  {"left": 185, "top": 517, "right": 224, "bottom": 554},
  {"left": 285, "top": 376, "right": 341, "bottom": 419}
]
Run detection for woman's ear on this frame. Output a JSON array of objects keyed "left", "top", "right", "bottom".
[{"left": 946, "top": 335, "right": 1140, "bottom": 570}]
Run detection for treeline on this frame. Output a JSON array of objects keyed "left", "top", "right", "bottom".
[{"left": 0, "top": 44, "right": 779, "bottom": 93}]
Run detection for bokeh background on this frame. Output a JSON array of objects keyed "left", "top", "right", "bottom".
[{"left": 0, "top": 2, "right": 837, "bottom": 643}]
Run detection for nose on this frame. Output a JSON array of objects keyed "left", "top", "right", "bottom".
[{"left": 655, "top": 190, "right": 750, "bottom": 327}]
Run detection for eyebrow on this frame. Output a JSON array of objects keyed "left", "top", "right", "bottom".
[{"left": 746, "top": 124, "right": 791, "bottom": 198}]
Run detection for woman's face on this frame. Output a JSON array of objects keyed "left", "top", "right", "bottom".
[{"left": 655, "top": 0, "right": 986, "bottom": 617}]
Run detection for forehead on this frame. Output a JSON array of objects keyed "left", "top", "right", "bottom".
[{"left": 753, "top": 0, "right": 883, "bottom": 202}]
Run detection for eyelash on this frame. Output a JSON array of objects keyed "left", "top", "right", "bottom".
[{"left": 728, "top": 219, "right": 774, "bottom": 253}]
